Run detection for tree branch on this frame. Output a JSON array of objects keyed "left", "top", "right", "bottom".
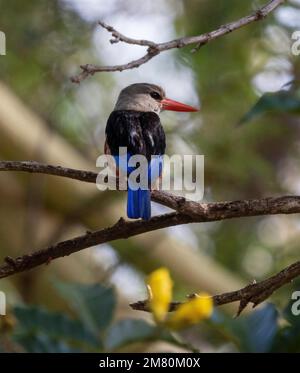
[
  {"left": 1, "top": 159, "right": 300, "bottom": 315},
  {"left": 130, "top": 260, "right": 300, "bottom": 316},
  {"left": 2, "top": 160, "right": 300, "bottom": 220},
  {"left": 71, "top": 0, "right": 285, "bottom": 83},
  {"left": 0, "top": 212, "right": 191, "bottom": 279},
  {"left": 0, "top": 160, "right": 98, "bottom": 183}
]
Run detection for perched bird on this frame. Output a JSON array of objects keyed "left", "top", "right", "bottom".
[{"left": 105, "top": 83, "right": 198, "bottom": 220}]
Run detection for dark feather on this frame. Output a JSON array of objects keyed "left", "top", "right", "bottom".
[{"left": 105, "top": 110, "right": 166, "bottom": 160}]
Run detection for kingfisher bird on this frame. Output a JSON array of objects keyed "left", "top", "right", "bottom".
[{"left": 105, "top": 83, "right": 198, "bottom": 220}]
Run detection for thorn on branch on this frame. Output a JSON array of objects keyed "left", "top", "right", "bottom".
[
  {"left": 235, "top": 298, "right": 249, "bottom": 318},
  {"left": 115, "top": 217, "right": 126, "bottom": 227}
]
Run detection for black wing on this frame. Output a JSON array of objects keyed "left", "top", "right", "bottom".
[{"left": 105, "top": 110, "right": 166, "bottom": 160}]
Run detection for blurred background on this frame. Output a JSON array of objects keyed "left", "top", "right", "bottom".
[{"left": 0, "top": 0, "right": 300, "bottom": 352}]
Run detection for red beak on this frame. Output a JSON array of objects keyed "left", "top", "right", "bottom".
[{"left": 161, "top": 98, "right": 199, "bottom": 112}]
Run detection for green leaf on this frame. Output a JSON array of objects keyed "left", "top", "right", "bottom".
[
  {"left": 15, "top": 333, "right": 79, "bottom": 353},
  {"left": 105, "top": 318, "right": 181, "bottom": 351},
  {"left": 212, "top": 304, "right": 279, "bottom": 352},
  {"left": 239, "top": 90, "right": 300, "bottom": 124},
  {"left": 105, "top": 318, "right": 157, "bottom": 350},
  {"left": 13, "top": 306, "right": 101, "bottom": 351},
  {"left": 54, "top": 281, "right": 116, "bottom": 333}
]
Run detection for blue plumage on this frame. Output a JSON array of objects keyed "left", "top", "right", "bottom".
[
  {"left": 114, "top": 154, "right": 163, "bottom": 220},
  {"left": 127, "top": 187, "right": 151, "bottom": 220}
]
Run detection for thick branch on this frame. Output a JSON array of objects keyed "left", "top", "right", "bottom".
[
  {"left": 0, "top": 159, "right": 300, "bottom": 314},
  {"left": 2, "top": 161, "right": 300, "bottom": 220},
  {"left": 130, "top": 261, "right": 300, "bottom": 316},
  {"left": 71, "top": 0, "right": 285, "bottom": 83}
]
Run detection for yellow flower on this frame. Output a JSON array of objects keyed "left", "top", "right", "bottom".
[
  {"left": 147, "top": 267, "right": 173, "bottom": 322},
  {"left": 167, "top": 293, "right": 213, "bottom": 330}
]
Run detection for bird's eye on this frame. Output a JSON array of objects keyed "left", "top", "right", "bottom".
[{"left": 150, "top": 91, "right": 161, "bottom": 100}]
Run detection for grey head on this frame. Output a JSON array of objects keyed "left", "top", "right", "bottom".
[{"left": 114, "top": 83, "right": 166, "bottom": 114}]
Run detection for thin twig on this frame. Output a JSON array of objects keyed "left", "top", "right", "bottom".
[
  {"left": 130, "top": 260, "right": 300, "bottom": 317},
  {"left": 71, "top": 0, "right": 285, "bottom": 83},
  {"left": 98, "top": 20, "right": 158, "bottom": 48}
]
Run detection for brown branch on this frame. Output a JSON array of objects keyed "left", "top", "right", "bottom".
[
  {"left": 1, "top": 159, "right": 300, "bottom": 316},
  {"left": 0, "top": 160, "right": 98, "bottom": 183},
  {"left": 97, "top": 20, "right": 157, "bottom": 48},
  {"left": 2, "top": 161, "right": 300, "bottom": 220},
  {"left": 0, "top": 213, "right": 191, "bottom": 279},
  {"left": 71, "top": 0, "right": 285, "bottom": 83},
  {"left": 130, "top": 260, "right": 300, "bottom": 316}
]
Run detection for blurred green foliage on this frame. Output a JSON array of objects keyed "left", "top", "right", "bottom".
[
  {"left": 1, "top": 281, "right": 180, "bottom": 352},
  {"left": 240, "top": 84, "right": 300, "bottom": 124},
  {"left": 178, "top": 0, "right": 300, "bottom": 280},
  {"left": 1, "top": 0, "right": 300, "bottom": 352},
  {"left": 1, "top": 281, "right": 300, "bottom": 352}
]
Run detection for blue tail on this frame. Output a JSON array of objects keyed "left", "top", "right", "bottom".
[
  {"left": 114, "top": 153, "right": 163, "bottom": 221},
  {"left": 127, "top": 187, "right": 151, "bottom": 220}
]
